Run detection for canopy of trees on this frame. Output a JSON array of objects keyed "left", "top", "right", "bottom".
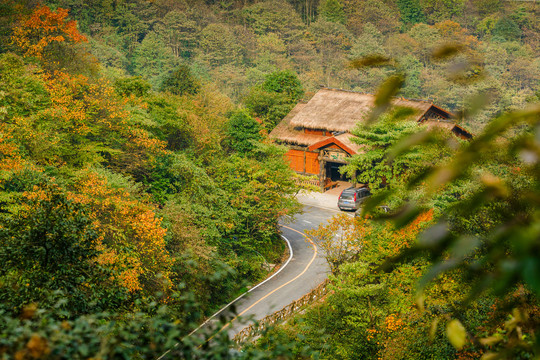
[
  {"left": 13, "top": 0, "right": 533, "bottom": 132},
  {"left": 0, "top": 3, "right": 302, "bottom": 358},
  {"left": 0, "top": 0, "right": 537, "bottom": 358}
]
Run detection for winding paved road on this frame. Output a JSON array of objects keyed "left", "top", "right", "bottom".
[
  {"left": 223, "top": 204, "right": 338, "bottom": 337},
  {"left": 157, "top": 199, "right": 344, "bottom": 359}
]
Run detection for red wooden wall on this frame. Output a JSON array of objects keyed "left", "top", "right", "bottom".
[
  {"left": 285, "top": 149, "right": 319, "bottom": 175},
  {"left": 285, "top": 149, "right": 304, "bottom": 173},
  {"left": 305, "top": 152, "right": 319, "bottom": 174}
]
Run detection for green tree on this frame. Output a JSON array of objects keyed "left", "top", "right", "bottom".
[
  {"left": 113, "top": 3, "right": 150, "bottom": 54},
  {"left": 199, "top": 23, "right": 243, "bottom": 66},
  {"left": 251, "top": 33, "right": 288, "bottom": 73},
  {"left": 406, "top": 23, "right": 442, "bottom": 65},
  {"left": 344, "top": 110, "right": 418, "bottom": 189},
  {"left": 307, "top": 18, "right": 353, "bottom": 85},
  {"left": 398, "top": 55, "right": 423, "bottom": 98},
  {"left": 114, "top": 76, "right": 151, "bottom": 97},
  {"left": 89, "top": 38, "right": 129, "bottom": 71},
  {"left": 349, "top": 23, "right": 386, "bottom": 58},
  {"left": 225, "top": 109, "right": 262, "bottom": 154},
  {"left": 318, "top": 0, "right": 346, "bottom": 24},
  {"left": 154, "top": 10, "right": 199, "bottom": 59},
  {"left": 244, "top": 70, "right": 304, "bottom": 130},
  {"left": 492, "top": 17, "right": 522, "bottom": 42},
  {"left": 243, "top": 87, "right": 291, "bottom": 129},
  {"left": 342, "top": 0, "right": 401, "bottom": 35},
  {"left": 0, "top": 185, "right": 126, "bottom": 315},
  {"left": 160, "top": 65, "right": 200, "bottom": 96},
  {"left": 419, "top": 0, "right": 465, "bottom": 23},
  {"left": 132, "top": 31, "right": 178, "bottom": 88},
  {"left": 475, "top": 0, "right": 502, "bottom": 16},
  {"left": 242, "top": 0, "right": 305, "bottom": 40},
  {"left": 145, "top": 94, "right": 194, "bottom": 151},
  {"left": 287, "top": 0, "right": 319, "bottom": 24},
  {"left": 262, "top": 69, "right": 304, "bottom": 102},
  {"left": 397, "top": 0, "right": 426, "bottom": 27},
  {"left": 0, "top": 53, "right": 49, "bottom": 121},
  {"left": 343, "top": 107, "right": 454, "bottom": 191}
]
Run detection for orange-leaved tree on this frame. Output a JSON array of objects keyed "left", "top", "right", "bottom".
[
  {"left": 0, "top": 122, "right": 23, "bottom": 173},
  {"left": 12, "top": 5, "right": 86, "bottom": 59},
  {"left": 67, "top": 170, "right": 172, "bottom": 294},
  {"left": 374, "top": 209, "right": 434, "bottom": 258},
  {"left": 11, "top": 5, "right": 92, "bottom": 73},
  {"left": 9, "top": 67, "right": 169, "bottom": 171},
  {"left": 10, "top": 70, "right": 129, "bottom": 167}
]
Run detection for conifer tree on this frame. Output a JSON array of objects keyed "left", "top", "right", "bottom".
[
  {"left": 396, "top": 0, "right": 426, "bottom": 26},
  {"left": 318, "top": 0, "right": 346, "bottom": 24}
]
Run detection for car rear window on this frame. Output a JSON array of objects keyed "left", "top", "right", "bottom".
[{"left": 340, "top": 192, "right": 354, "bottom": 200}]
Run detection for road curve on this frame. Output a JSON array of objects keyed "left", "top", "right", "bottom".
[
  {"left": 223, "top": 205, "right": 337, "bottom": 337},
  {"left": 156, "top": 204, "right": 339, "bottom": 360}
]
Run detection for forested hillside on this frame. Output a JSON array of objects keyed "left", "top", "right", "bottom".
[
  {"left": 0, "top": 1, "right": 306, "bottom": 357},
  {"left": 4, "top": 0, "right": 536, "bottom": 132},
  {"left": 0, "top": 0, "right": 538, "bottom": 359}
]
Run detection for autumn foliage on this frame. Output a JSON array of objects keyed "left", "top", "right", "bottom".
[
  {"left": 12, "top": 6, "right": 86, "bottom": 60},
  {"left": 307, "top": 209, "right": 434, "bottom": 272},
  {"left": 1, "top": 3, "right": 300, "bottom": 328},
  {"left": 376, "top": 209, "right": 434, "bottom": 257},
  {"left": 0, "top": 123, "right": 23, "bottom": 172},
  {"left": 69, "top": 171, "right": 172, "bottom": 293}
]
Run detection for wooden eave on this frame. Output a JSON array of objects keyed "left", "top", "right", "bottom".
[
  {"left": 429, "top": 104, "right": 453, "bottom": 118},
  {"left": 308, "top": 137, "right": 357, "bottom": 155},
  {"left": 418, "top": 104, "right": 454, "bottom": 122},
  {"left": 451, "top": 124, "right": 474, "bottom": 140}
]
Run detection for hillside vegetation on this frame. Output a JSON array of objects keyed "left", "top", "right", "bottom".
[
  {"left": 0, "top": 0, "right": 538, "bottom": 359},
  {"left": 3, "top": 0, "right": 535, "bottom": 132},
  {"left": 0, "top": 2, "right": 304, "bottom": 357}
]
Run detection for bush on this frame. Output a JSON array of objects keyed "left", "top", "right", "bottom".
[
  {"left": 225, "top": 109, "right": 262, "bottom": 154},
  {"left": 261, "top": 70, "right": 304, "bottom": 102},
  {"left": 0, "top": 185, "right": 127, "bottom": 316},
  {"left": 114, "top": 76, "right": 151, "bottom": 97},
  {"left": 160, "top": 65, "right": 200, "bottom": 96}
]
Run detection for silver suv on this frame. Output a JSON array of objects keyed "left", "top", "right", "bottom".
[{"left": 338, "top": 187, "right": 371, "bottom": 211}]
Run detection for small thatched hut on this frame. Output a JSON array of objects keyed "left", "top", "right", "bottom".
[{"left": 269, "top": 87, "right": 472, "bottom": 191}]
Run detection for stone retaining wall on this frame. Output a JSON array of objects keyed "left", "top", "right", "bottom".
[{"left": 234, "top": 278, "right": 331, "bottom": 344}]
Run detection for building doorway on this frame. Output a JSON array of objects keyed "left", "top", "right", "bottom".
[{"left": 326, "top": 161, "right": 350, "bottom": 182}]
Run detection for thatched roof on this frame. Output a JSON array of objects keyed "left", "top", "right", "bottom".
[
  {"left": 269, "top": 87, "right": 471, "bottom": 151},
  {"left": 286, "top": 88, "right": 439, "bottom": 132},
  {"left": 422, "top": 120, "right": 474, "bottom": 140},
  {"left": 270, "top": 103, "right": 328, "bottom": 146},
  {"left": 270, "top": 109, "right": 365, "bottom": 154}
]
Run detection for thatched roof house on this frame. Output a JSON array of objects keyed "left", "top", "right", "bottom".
[{"left": 270, "top": 87, "right": 472, "bottom": 190}]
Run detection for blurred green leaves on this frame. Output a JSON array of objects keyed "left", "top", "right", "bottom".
[
  {"left": 446, "top": 319, "right": 467, "bottom": 349},
  {"left": 349, "top": 40, "right": 539, "bottom": 357}
]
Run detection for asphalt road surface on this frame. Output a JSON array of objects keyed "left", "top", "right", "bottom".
[
  {"left": 222, "top": 204, "right": 339, "bottom": 337},
  {"left": 156, "top": 203, "right": 342, "bottom": 360}
]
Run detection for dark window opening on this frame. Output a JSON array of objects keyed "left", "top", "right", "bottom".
[{"left": 326, "top": 162, "right": 350, "bottom": 182}]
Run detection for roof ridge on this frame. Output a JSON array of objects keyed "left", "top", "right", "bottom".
[{"left": 319, "top": 86, "right": 434, "bottom": 104}]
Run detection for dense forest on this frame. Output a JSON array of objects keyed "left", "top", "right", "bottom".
[
  {"left": 3, "top": 0, "right": 538, "bottom": 132},
  {"left": 0, "top": 1, "right": 305, "bottom": 357},
  {"left": 0, "top": 0, "right": 538, "bottom": 359}
]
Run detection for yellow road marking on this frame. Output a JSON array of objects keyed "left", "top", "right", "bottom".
[
  {"left": 157, "top": 225, "right": 317, "bottom": 358},
  {"left": 214, "top": 225, "right": 318, "bottom": 336}
]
